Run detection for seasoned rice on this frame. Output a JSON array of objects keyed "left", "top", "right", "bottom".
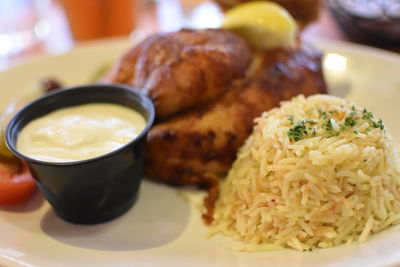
[{"left": 209, "top": 94, "right": 400, "bottom": 251}]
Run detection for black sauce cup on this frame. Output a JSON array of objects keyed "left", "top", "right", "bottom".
[{"left": 5, "top": 84, "right": 155, "bottom": 224}]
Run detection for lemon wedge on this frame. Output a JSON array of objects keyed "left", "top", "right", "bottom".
[
  {"left": 221, "top": 1, "right": 297, "bottom": 49},
  {"left": 0, "top": 104, "right": 15, "bottom": 158},
  {"left": 0, "top": 98, "right": 30, "bottom": 158}
]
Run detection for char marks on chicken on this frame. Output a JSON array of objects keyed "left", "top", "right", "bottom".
[
  {"left": 105, "top": 29, "right": 327, "bottom": 222},
  {"left": 105, "top": 29, "right": 252, "bottom": 119}
]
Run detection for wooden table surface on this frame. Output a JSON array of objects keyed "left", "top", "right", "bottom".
[{"left": 1, "top": 0, "right": 399, "bottom": 71}]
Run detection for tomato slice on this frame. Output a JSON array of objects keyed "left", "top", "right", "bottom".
[{"left": 0, "top": 158, "right": 36, "bottom": 205}]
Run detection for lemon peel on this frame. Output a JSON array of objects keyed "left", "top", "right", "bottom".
[{"left": 221, "top": 1, "right": 297, "bottom": 49}]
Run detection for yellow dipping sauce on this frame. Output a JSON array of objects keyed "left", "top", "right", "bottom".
[{"left": 17, "top": 103, "right": 146, "bottom": 162}]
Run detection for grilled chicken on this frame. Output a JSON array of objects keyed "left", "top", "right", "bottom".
[
  {"left": 105, "top": 29, "right": 327, "bottom": 222},
  {"left": 105, "top": 29, "right": 252, "bottom": 119},
  {"left": 146, "top": 48, "right": 326, "bottom": 186},
  {"left": 144, "top": 48, "right": 327, "bottom": 222}
]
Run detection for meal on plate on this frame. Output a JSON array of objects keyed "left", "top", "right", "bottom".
[
  {"left": 2, "top": 0, "right": 400, "bottom": 253},
  {"left": 1, "top": 1, "right": 324, "bottom": 220},
  {"left": 209, "top": 94, "right": 400, "bottom": 251},
  {"left": 1, "top": 2, "right": 324, "bottom": 209},
  {"left": 104, "top": 1, "right": 327, "bottom": 222}
]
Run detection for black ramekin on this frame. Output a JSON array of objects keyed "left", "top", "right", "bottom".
[{"left": 5, "top": 84, "right": 155, "bottom": 224}]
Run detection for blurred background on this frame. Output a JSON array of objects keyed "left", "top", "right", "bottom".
[{"left": 0, "top": 0, "right": 399, "bottom": 70}]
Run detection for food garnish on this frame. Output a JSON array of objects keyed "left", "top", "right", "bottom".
[
  {"left": 287, "top": 105, "right": 385, "bottom": 142},
  {"left": 0, "top": 157, "right": 36, "bottom": 205},
  {"left": 221, "top": 1, "right": 297, "bottom": 49}
]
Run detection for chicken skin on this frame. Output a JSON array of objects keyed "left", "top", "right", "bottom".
[
  {"left": 105, "top": 29, "right": 327, "bottom": 221},
  {"left": 105, "top": 29, "right": 252, "bottom": 118},
  {"left": 145, "top": 48, "right": 326, "bottom": 186},
  {"left": 144, "top": 48, "right": 327, "bottom": 221}
]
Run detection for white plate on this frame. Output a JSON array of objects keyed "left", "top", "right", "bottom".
[{"left": 1, "top": 38, "right": 400, "bottom": 267}]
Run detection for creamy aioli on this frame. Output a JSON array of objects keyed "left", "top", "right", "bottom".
[{"left": 17, "top": 103, "right": 146, "bottom": 162}]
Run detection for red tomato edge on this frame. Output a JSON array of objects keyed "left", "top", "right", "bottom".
[{"left": 0, "top": 164, "right": 36, "bottom": 205}]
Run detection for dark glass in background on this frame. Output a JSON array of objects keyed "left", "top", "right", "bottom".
[{"left": 327, "top": 0, "right": 400, "bottom": 46}]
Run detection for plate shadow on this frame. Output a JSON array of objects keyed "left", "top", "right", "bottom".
[
  {"left": 0, "top": 190, "right": 45, "bottom": 213},
  {"left": 40, "top": 180, "right": 190, "bottom": 251}
]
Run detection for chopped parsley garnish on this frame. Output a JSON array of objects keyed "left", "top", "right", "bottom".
[
  {"left": 377, "top": 119, "right": 384, "bottom": 130},
  {"left": 362, "top": 109, "right": 384, "bottom": 130},
  {"left": 312, "top": 128, "right": 317, "bottom": 136},
  {"left": 319, "top": 109, "right": 336, "bottom": 133},
  {"left": 323, "top": 117, "right": 334, "bottom": 132},
  {"left": 287, "top": 106, "right": 384, "bottom": 142},
  {"left": 344, "top": 111, "right": 358, "bottom": 127},
  {"left": 288, "top": 120, "right": 308, "bottom": 141},
  {"left": 318, "top": 109, "right": 327, "bottom": 119},
  {"left": 287, "top": 115, "right": 294, "bottom": 125}
]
